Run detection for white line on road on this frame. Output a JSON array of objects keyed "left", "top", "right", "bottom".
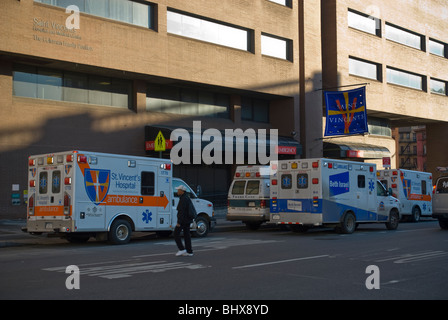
[{"left": 232, "top": 255, "right": 330, "bottom": 270}]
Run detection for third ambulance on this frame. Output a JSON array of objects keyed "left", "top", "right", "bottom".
[
  {"left": 270, "top": 158, "right": 400, "bottom": 234},
  {"left": 378, "top": 169, "right": 432, "bottom": 222}
]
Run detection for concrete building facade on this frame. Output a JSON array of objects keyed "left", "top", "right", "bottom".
[{"left": 0, "top": 0, "right": 447, "bottom": 218}]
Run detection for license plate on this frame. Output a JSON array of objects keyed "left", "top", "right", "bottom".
[
  {"left": 248, "top": 201, "right": 255, "bottom": 207},
  {"left": 45, "top": 223, "right": 53, "bottom": 229},
  {"left": 272, "top": 214, "right": 281, "bottom": 220}
]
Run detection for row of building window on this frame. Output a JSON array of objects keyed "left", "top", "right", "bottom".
[
  {"left": 349, "top": 56, "right": 447, "bottom": 95},
  {"left": 12, "top": 64, "right": 271, "bottom": 123},
  {"left": 348, "top": 8, "right": 447, "bottom": 58},
  {"left": 35, "top": 0, "right": 154, "bottom": 29},
  {"left": 35, "top": 0, "right": 292, "bottom": 61},
  {"left": 166, "top": 9, "right": 292, "bottom": 61}
]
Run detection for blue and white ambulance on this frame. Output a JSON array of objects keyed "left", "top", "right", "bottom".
[
  {"left": 25, "top": 151, "right": 215, "bottom": 244},
  {"left": 270, "top": 159, "right": 400, "bottom": 234}
]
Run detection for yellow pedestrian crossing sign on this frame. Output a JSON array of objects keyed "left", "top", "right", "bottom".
[{"left": 154, "top": 131, "right": 166, "bottom": 152}]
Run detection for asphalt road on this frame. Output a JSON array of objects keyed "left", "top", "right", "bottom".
[{"left": 1, "top": 218, "right": 447, "bottom": 301}]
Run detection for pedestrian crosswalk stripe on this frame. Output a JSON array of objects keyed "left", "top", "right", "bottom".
[{"left": 43, "top": 259, "right": 209, "bottom": 280}]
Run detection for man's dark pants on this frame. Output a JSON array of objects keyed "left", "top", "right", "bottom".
[{"left": 174, "top": 223, "right": 193, "bottom": 254}]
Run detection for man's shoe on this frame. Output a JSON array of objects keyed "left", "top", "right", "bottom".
[
  {"left": 175, "top": 250, "right": 187, "bottom": 256},
  {"left": 183, "top": 252, "right": 194, "bottom": 257}
]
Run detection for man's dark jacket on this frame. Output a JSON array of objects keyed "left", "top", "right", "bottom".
[{"left": 177, "top": 192, "right": 193, "bottom": 225}]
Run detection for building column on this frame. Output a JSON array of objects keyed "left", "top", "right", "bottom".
[{"left": 426, "top": 123, "right": 448, "bottom": 177}]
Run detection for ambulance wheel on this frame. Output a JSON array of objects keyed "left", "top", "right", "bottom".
[
  {"left": 410, "top": 206, "right": 421, "bottom": 222},
  {"left": 438, "top": 218, "right": 448, "bottom": 230},
  {"left": 338, "top": 212, "right": 356, "bottom": 234},
  {"left": 109, "top": 219, "right": 132, "bottom": 245},
  {"left": 386, "top": 210, "right": 400, "bottom": 230},
  {"left": 193, "top": 216, "right": 209, "bottom": 237}
]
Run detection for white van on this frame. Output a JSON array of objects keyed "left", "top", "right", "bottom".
[
  {"left": 378, "top": 169, "right": 432, "bottom": 222},
  {"left": 433, "top": 167, "right": 448, "bottom": 230},
  {"left": 270, "top": 159, "right": 401, "bottom": 234},
  {"left": 227, "top": 166, "right": 270, "bottom": 230},
  {"left": 25, "top": 151, "right": 215, "bottom": 244}
]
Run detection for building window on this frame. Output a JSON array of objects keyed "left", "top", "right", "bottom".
[
  {"left": 348, "top": 9, "right": 381, "bottom": 36},
  {"left": 241, "top": 97, "right": 270, "bottom": 123},
  {"left": 386, "top": 67, "right": 425, "bottom": 91},
  {"left": 167, "top": 9, "right": 251, "bottom": 52},
  {"left": 349, "top": 57, "right": 381, "bottom": 81},
  {"left": 34, "top": 0, "right": 155, "bottom": 29},
  {"left": 146, "top": 84, "right": 230, "bottom": 119},
  {"left": 429, "top": 39, "right": 447, "bottom": 58},
  {"left": 267, "top": 0, "right": 292, "bottom": 8},
  {"left": 430, "top": 78, "right": 447, "bottom": 96},
  {"left": 261, "top": 33, "right": 292, "bottom": 61},
  {"left": 385, "top": 23, "right": 424, "bottom": 51},
  {"left": 13, "top": 64, "right": 132, "bottom": 108},
  {"left": 368, "top": 117, "right": 392, "bottom": 137}
]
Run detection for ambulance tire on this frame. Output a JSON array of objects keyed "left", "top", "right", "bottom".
[
  {"left": 386, "top": 210, "right": 400, "bottom": 230},
  {"left": 337, "top": 212, "right": 356, "bottom": 234},
  {"left": 410, "top": 206, "right": 421, "bottom": 223},
  {"left": 109, "top": 219, "right": 132, "bottom": 245},
  {"left": 193, "top": 216, "right": 209, "bottom": 237}
]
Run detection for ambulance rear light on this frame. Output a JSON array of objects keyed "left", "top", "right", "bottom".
[
  {"left": 28, "top": 194, "right": 34, "bottom": 215},
  {"left": 312, "top": 161, "right": 319, "bottom": 169},
  {"left": 30, "top": 180, "right": 36, "bottom": 188},
  {"left": 271, "top": 163, "right": 278, "bottom": 171},
  {"left": 246, "top": 172, "right": 251, "bottom": 177},
  {"left": 370, "top": 167, "right": 374, "bottom": 173},
  {"left": 47, "top": 157, "right": 54, "bottom": 165},
  {"left": 260, "top": 200, "right": 266, "bottom": 208},
  {"left": 392, "top": 171, "right": 398, "bottom": 176},
  {"left": 64, "top": 193, "right": 71, "bottom": 215},
  {"left": 64, "top": 177, "right": 72, "bottom": 185},
  {"left": 78, "top": 155, "right": 87, "bottom": 163},
  {"left": 433, "top": 185, "right": 436, "bottom": 194},
  {"left": 29, "top": 158, "right": 35, "bottom": 167},
  {"left": 291, "top": 163, "right": 298, "bottom": 169},
  {"left": 391, "top": 184, "right": 397, "bottom": 189},
  {"left": 328, "top": 163, "right": 333, "bottom": 169},
  {"left": 235, "top": 173, "right": 241, "bottom": 177},
  {"left": 66, "top": 154, "right": 74, "bottom": 163},
  {"left": 272, "top": 179, "right": 278, "bottom": 186},
  {"left": 256, "top": 172, "right": 261, "bottom": 177},
  {"left": 312, "top": 178, "right": 319, "bottom": 185}
]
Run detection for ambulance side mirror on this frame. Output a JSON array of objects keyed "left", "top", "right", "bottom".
[
  {"left": 196, "top": 185, "right": 202, "bottom": 197},
  {"left": 388, "top": 188, "right": 393, "bottom": 196}
]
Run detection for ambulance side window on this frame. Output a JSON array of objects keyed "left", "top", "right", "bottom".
[
  {"left": 421, "top": 181, "right": 427, "bottom": 195},
  {"left": 141, "top": 172, "right": 155, "bottom": 196},
  {"left": 358, "top": 175, "right": 366, "bottom": 188},
  {"left": 52, "top": 171, "right": 61, "bottom": 194},
  {"left": 39, "top": 172, "right": 48, "bottom": 194}
]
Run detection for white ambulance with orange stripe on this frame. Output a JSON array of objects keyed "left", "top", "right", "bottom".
[
  {"left": 25, "top": 151, "right": 215, "bottom": 244},
  {"left": 378, "top": 169, "right": 432, "bottom": 222}
]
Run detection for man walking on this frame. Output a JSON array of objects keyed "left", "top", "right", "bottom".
[{"left": 174, "top": 185, "right": 194, "bottom": 256}]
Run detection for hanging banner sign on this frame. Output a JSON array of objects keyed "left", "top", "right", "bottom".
[{"left": 324, "top": 87, "right": 368, "bottom": 137}]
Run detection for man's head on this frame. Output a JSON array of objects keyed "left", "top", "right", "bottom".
[{"left": 176, "top": 185, "right": 187, "bottom": 196}]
